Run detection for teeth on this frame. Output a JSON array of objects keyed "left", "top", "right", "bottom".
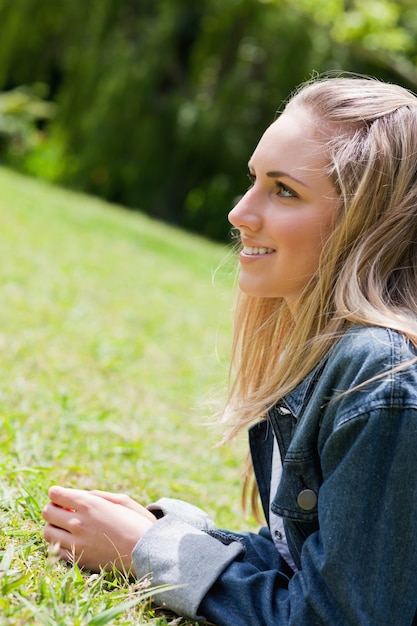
[{"left": 242, "top": 246, "right": 274, "bottom": 255}]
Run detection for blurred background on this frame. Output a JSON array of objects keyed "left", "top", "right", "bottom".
[{"left": 1, "top": 0, "right": 416, "bottom": 242}]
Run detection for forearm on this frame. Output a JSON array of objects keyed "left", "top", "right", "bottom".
[{"left": 132, "top": 516, "right": 245, "bottom": 618}]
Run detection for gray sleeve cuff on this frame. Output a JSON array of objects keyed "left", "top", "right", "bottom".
[
  {"left": 132, "top": 515, "right": 244, "bottom": 618},
  {"left": 146, "top": 497, "right": 216, "bottom": 531}
]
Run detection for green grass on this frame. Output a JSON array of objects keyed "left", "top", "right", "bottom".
[{"left": 0, "top": 167, "right": 256, "bottom": 624}]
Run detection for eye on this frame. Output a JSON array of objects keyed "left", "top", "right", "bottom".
[
  {"left": 275, "top": 181, "right": 297, "bottom": 198},
  {"left": 247, "top": 172, "right": 256, "bottom": 189}
]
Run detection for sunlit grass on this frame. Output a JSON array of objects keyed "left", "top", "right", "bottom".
[{"left": 0, "top": 167, "right": 256, "bottom": 624}]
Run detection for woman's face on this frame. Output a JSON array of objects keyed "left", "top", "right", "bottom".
[{"left": 228, "top": 106, "right": 338, "bottom": 312}]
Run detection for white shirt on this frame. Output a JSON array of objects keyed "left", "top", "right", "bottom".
[{"left": 269, "top": 434, "right": 298, "bottom": 572}]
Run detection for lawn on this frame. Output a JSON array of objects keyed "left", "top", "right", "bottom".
[{"left": 0, "top": 167, "right": 256, "bottom": 624}]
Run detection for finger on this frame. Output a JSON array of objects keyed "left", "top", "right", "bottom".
[
  {"left": 88, "top": 490, "right": 155, "bottom": 519},
  {"left": 43, "top": 522, "right": 74, "bottom": 551},
  {"left": 44, "top": 526, "right": 81, "bottom": 566},
  {"left": 88, "top": 490, "right": 127, "bottom": 504},
  {"left": 48, "top": 485, "right": 88, "bottom": 510},
  {"left": 42, "top": 501, "right": 81, "bottom": 533},
  {"left": 88, "top": 490, "right": 142, "bottom": 511}
]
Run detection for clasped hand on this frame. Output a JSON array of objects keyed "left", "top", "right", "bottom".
[{"left": 42, "top": 486, "right": 156, "bottom": 573}]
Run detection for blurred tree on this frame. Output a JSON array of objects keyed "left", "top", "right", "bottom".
[
  {"left": 288, "top": 0, "right": 417, "bottom": 84},
  {"left": 0, "top": 0, "right": 416, "bottom": 240},
  {"left": 0, "top": 84, "right": 56, "bottom": 166}
]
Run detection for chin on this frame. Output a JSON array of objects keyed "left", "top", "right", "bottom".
[{"left": 238, "top": 283, "right": 279, "bottom": 299}]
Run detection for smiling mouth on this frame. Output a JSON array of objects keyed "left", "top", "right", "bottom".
[{"left": 242, "top": 246, "right": 275, "bottom": 256}]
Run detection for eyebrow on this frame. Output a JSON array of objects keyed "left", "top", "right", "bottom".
[
  {"left": 247, "top": 163, "right": 308, "bottom": 188},
  {"left": 266, "top": 170, "right": 308, "bottom": 188}
]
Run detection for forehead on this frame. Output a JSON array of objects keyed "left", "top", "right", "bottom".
[{"left": 250, "top": 107, "right": 327, "bottom": 171}]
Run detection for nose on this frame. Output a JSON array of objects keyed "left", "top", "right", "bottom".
[{"left": 228, "top": 189, "right": 262, "bottom": 232}]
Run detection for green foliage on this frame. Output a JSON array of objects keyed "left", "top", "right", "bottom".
[
  {"left": 0, "top": 0, "right": 416, "bottom": 240},
  {"left": 0, "top": 165, "right": 251, "bottom": 623},
  {"left": 288, "top": 0, "right": 417, "bottom": 84},
  {"left": 0, "top": 84, "right": 56, "bottom": 167}
]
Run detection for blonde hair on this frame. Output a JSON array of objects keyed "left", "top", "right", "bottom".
[{"left": 223, "top": 76, "right": 417, "bottom": 444}]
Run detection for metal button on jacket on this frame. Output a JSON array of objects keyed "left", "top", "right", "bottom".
[{"left": 297, "top": 489, "right": 317, "bottom": 510}]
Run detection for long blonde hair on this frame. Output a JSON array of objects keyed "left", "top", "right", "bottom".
[{"left": 223, "top": 76, "right": 417, "bottom": 442}]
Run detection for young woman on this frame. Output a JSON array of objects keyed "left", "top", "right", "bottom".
[{"left": 43, "top": 76, "right": 417, "bottom": 625}]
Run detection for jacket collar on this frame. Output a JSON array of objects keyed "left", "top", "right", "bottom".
[{"left": 277, "top": 358, "right": 327, "bottom": 421}]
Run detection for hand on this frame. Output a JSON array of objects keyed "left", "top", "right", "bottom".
[{"left": 42, "top": 486, "right": 156, "bottom": 573}]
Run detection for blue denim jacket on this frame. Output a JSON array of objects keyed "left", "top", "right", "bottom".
[{"left": 134, "top": 326, "right": 417, "bottom": 625}]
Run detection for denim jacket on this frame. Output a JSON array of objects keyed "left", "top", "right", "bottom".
[{"left": 133, "top": 326, "right": 417, "bottom": 625}]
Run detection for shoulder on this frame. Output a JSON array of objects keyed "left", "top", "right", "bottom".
[
  {"left": 315, "top": 325, "right": 417, "bottom": 422},
  {"left": 312, "top": 326, "right": 417, "bottom": 458},
  {"left": 318, "top": 325, "right": 417, "bottom": 424},
  {"left": 282, "top": 325, "right": 417, "bottom": 426},
  {"left": 326, "top": 324, "right": 417, "bottom": 378}
]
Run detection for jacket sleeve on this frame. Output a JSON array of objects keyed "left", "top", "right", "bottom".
[
  {"left": 146, "top": 497, "right": 216, "bottom": 530},
  {"left": 132, "top": 520, "right": 291, "bottom": 619}
]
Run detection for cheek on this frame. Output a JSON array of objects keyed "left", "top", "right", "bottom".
[
  {"left": 281, "top": 215, "right": 331, "bottom": 267},
  {"left": 277, "top": 216, "right": 322, "bottom": 249}
]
